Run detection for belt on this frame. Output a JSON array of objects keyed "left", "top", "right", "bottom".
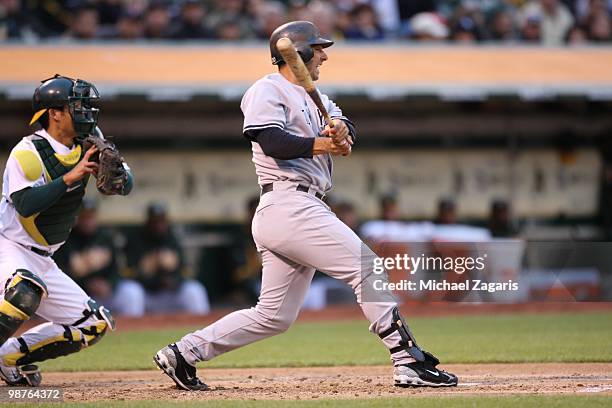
[
  {"left": 28, "top": 246, "right": 52, "bottom": 257},
  {"left": 0, "top": 234, "right": 52, "bottom": 257},
  {"left": 261, "top": 183, "right": 325, "bottom": 200}
]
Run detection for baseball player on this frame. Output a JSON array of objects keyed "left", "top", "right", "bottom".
[
  {"left": 0, "top": 75, "right": 133, "bottom": 386},
  {"left": 155, "top": 21, "right": 458, "bottom": 390}
]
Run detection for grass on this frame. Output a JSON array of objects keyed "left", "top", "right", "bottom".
[
  {"left": 37, "top": 311, "right": 612, "bottom": 372},
  {"left": 18, "top": 396, "right": 612, "bottom": 408}
]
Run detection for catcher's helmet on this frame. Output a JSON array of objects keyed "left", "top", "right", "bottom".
[
  {"left": 269, "top": 21, "right": 333, "bottom": 65},
  {"left": 30, "top": 74, "right": 100, "bottom": 137}
]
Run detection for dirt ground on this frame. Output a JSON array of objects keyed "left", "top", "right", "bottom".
[{"left": 49, "top": 363, "right": 612, "bottom": 402}]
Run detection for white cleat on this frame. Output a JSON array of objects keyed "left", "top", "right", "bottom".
[{"left": 394, "top": 363, "right": 458, "bottom": 387}]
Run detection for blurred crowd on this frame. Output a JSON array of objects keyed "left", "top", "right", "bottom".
[
  {"left": 1, "top": 0, "right": 611, "bottom": 44},
  {"left": 53, "top": 200, "right": 210, "bottom": 317},
  {"left": 331, "top": 194, "right": 517, "bottom": 239}
]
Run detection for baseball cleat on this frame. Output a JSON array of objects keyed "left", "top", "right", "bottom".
[
  {"left": 154, "top": 344, "right": 208, "bottom": 391},
  {"left": 0, "top": 364, "right": 42, "bottom": 387},
  {"left": 393, "top": 362, "right": 458, "bottom": 387}
]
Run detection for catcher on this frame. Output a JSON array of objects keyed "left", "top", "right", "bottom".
[{"left": 0, "top": 74, "right": 132, "bottom": 386}]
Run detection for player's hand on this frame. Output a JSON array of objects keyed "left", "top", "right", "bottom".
[
  {"left": 320, "top": 119, "right": 352, "bottom": 146},
  {"left": 329, "top": 137, "right": 351, "bottom": 156},
  {"left": 313, "top": 138, "right": 351, "bottom": 156},
  {"left": 332, "top": 136, "right": 352, "bottom": 156},
  {"left": 63, "top": 146, "right": 99, "bottom": 186}
]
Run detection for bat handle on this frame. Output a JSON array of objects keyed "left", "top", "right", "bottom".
[{"left": 324, "top": 113, "right": 335, "bottom": 129}]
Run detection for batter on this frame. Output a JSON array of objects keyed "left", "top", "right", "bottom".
[{"left": 154, "top": 21, "right": 458, "bottom": 390}]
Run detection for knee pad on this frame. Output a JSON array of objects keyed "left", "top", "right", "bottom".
[
  {"left": 78, "top": 299, "right": 116, "bottom": 331},
  {"left": 73, "top": 299, "right": 115, "bottom": 347},
  {"left": 0, "top": 270, "right": 47, "bottom": 345}
]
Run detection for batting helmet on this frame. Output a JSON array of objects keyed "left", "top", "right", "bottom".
[
  {"left": 30, "top": 74, "right": 100, "bottom": 138},
  {"left": 269, "top": 21, "right": 334, "bottom": 66}
]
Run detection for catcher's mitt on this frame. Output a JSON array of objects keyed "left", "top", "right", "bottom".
[{"left": 82, "top": 132, "right": 128, "bottom": 195}]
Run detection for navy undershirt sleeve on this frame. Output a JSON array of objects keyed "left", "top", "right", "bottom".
[
  {"left": 244, "top": 127, "right": 315, "bottom": 160},
  {"left": 341, "top": 118, "right": 357, "bottom": 143}
]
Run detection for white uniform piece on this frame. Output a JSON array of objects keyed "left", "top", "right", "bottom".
[
  {"left": 177, "top": 73, "right": 414, "bottom": 367},
  {"left": 0, "top": 130, "right": 79, "bottom": 253},
  {"left": 0, "top": 130, "right": 100, "bottom": 366}
]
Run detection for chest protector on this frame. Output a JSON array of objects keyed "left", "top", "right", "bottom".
[{"left": 28, "top": 137, "right": 88, "bottom": 245}]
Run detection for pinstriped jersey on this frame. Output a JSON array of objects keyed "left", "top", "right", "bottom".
[{"left": 241, "top": 73, "right": 347, "bottom": 193}]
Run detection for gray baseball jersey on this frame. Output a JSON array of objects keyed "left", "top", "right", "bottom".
[
  {"left": 176, "top": 71, "right": 418, "bottom": 371},
  {"left": 241, "top": 73, "right": 348, "bottom": 193}
]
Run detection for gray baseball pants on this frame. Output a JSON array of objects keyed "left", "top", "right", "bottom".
[{"left": 177, "top": 185, "right": 414, "bottom": 367}]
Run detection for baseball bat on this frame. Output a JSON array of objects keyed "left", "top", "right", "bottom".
[{"left": 275, "top": 37, "right": 334, "bottom": 130}]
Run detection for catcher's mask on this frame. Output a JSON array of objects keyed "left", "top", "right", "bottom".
[{"left": 30, "top": 74, "right": 100, "bottom": 140}]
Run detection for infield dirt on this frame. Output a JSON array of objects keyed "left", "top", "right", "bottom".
[{"left": 50, "top": 363, "right": 612, "bottom": 402}]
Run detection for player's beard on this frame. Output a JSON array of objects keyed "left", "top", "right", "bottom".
[{"left": 308, "top": 63, "right": 320, "bottom": 81}]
